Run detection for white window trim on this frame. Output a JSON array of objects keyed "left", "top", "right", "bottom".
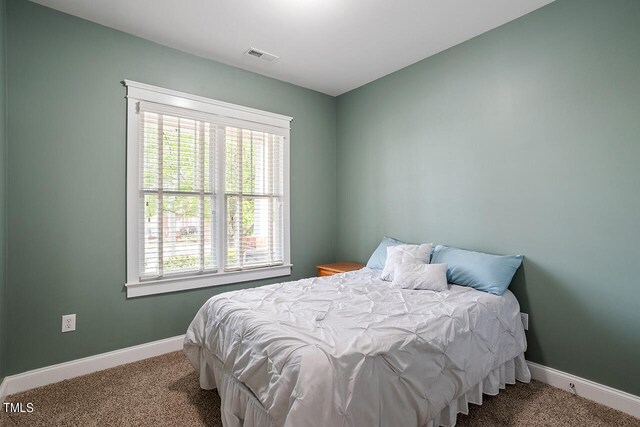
[{"left": 124, "top": 80, "right": 292, "bottom": 298}]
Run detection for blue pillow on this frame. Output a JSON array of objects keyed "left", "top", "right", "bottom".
[
  {"left": 431, "top": 245, "right": 523, "bottom": 296},
  {"left": 366, "top": 236, "right": 405, "bottom": 270}
]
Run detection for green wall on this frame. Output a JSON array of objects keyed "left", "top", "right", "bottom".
[
  {"left": 4, "top": 0, "right": 640, "bottom": 400},
  {"left": 336, "top": 0, "right": 640, "bottom": 396},
  {"left": 0, "top": 0, "right": 6, "bottom": 384},
  {"left": 5, "top": 0, "right": 336, "bottom": 375}
]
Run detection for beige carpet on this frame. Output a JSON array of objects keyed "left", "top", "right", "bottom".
[{"left": 1, "top": 351, "right": 638, "bottom": 427}]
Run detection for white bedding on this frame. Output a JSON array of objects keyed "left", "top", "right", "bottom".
[{"left": 184, "top": 268, "right": 530, "bottom": 427}]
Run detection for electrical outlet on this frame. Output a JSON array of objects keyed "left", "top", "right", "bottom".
[
  {"left": 520, "top": 312, "right": 529, "bottom": 331},
  {"left": 62, "top": 314, "right": 76, "bottom": 332}
]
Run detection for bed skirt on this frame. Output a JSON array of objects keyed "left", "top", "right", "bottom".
[
  {"left": 426, "top": 353, "right": 531, "bottom": 427},
  {"left": 190, "top": 347, "right": 531, "bottom": 427}
]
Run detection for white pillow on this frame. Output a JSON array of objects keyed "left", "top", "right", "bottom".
[
  {"left": 381, "top": 243, "right": 432, "bottom": 281},
  {"left": 392, "top": 263, "right": 448, "bottom": 291}
]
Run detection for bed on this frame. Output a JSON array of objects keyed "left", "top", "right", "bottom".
[{"left": 184, "top": 267, "right": 530, "bottom": 427}]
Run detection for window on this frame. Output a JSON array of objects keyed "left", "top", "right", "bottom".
[{"left": 125, "top": 81, "right": 291, "bottom": 297}]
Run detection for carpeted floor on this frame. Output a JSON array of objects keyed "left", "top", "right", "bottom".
[{"left": 1, "top": 351, "right": 638, "bottom": 427}]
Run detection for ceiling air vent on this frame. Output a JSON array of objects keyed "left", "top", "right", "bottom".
[{"left": 245, "top": 47, "right": 279, "bottom": 63}]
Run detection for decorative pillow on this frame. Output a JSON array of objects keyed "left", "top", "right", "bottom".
[
  {"left": 430, "top": 245, "right": 523, "bottom": 296},
  {"left": 392, "top": 263, "right": 448, "bottom": 291},
  {"left": 366, "top": 236, "right": 405, "bottom": 270},
  {"left": 381, "top": 243, "right": 433, "bottom": 281}
]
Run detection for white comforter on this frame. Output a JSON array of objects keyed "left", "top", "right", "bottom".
[{"left": 184, "top": 268, "right": 528, "bottom": 426}]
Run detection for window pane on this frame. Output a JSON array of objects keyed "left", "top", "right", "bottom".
[
  {"left": 139, "top": 109, "right": 218, "bottom": 280},
  {"left": 227, "top": 130, "right": 284, "bottom": 196},
  {"left": 243, "top": 131, "right": 263, "bottom": 194},
  {"left": 224, "top": 126, "right": 285, "bottom": 270},
  {"left": 204, "top": 196, "right": 215, "bottom": 270},
  {"left": 272, "top": 197, "right": 284, "bottom": 263},
  {"left": 142, "top": 112, "right": 160, "bottom": 190},
  {"left": 242, "top": 197, "right": 270, "bottom": 267},
  {"left": 162, "top": 194, "right": 202, "bottom": 274},
  {"left": 160, "top": 116, "right": 205, "bottom": 192},
  {"left": 271, "top": 135, "right": 284, "bottom": 197},
  {"left": 142, "top": 193, "right": 160, "bottom": 278},
  {"left": 204, "top": 123, "right": 213, "bottom": 193},
  {"left": 225, "top": 195, "right": 241, "bottom": 270},
  {"left": 162, "top": 115, "right": 180, "bottom": 190},
  {"left": 241, "top": 129, "right": 253, "bottom": 194},
  {"left": 225, "top": 127, "right": 241, "bottom": 193},
  {"left": 225, "top": 196, "right": 283, "bottom": 269},
  {"left": 176, "top": 119, "right": 197, "bottom": 192}
]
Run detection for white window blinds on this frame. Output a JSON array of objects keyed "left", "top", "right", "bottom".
[
  {"left": 224, "top": 127, "right": 284, "bottom": 270},
  {"left": 137, "top": 101, "right": 285, "bottom": 281},
  {"left": 126, "top": 81, "right": 291, "bottom": 297},
  {"left": 139, "top": 106, "right": 217, "bottom": 279}
]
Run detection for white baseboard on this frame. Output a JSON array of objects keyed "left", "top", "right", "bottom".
[
  {"left": 0, "top": 377, "right": 7, "bottom": 401},
  {"left": 0, "top": 335, "right": 184, "bottom": 401},
  {"left": 528, "top": 361, "right": 640, "bottom": 419}
]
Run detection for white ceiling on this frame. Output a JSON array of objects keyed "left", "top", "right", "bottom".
[{"left": 32, "top": 0, "right": 554, "bottom": 96}]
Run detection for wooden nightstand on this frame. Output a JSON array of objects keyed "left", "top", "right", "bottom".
[{"left": 316, "top": 262, "right": 365, "bottom": 277}]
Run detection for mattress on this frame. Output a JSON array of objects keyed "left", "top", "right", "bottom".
[{"left": 184, "top": 268, "right": 530, "bottom": 427}]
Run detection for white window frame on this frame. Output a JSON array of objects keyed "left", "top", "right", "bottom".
[{"left": 124, "top": 80, "right": 292, "bottom": 298}]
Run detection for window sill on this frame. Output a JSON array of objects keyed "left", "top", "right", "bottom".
[{"left": 125, "top": 264, "right": 293, "bottom": 298}]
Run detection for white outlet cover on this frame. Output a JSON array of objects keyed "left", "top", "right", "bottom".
[{"left": 62, "top": 314, "right": 76, "bottom": 332}]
